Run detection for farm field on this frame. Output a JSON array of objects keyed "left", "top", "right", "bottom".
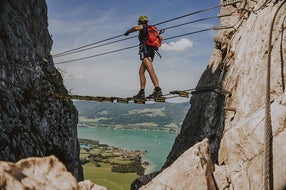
[{"left": 80, "top": 139, "right": 146, "bottom": 190}]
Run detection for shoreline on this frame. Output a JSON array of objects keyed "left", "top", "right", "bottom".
[
  {"left": 77, "top": 127, "right": 177, "bottom": 173},
  {"left": 79, "top": 138, "right": 149, "bottom": 174},
  {"left": 142, "top": 157, "right": 157, "bottom": 175},
  {"left": 77, "top": 125, "right": 180, "bottom": 134}
]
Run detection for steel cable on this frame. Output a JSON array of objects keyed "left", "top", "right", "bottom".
[
  {"left": 264, "top": 1, "right": 285, "bottom": 190},
  {"left": 52, "top": 34, "right": 124, "bottom": 57},
  {"left": 52, "top": 4, "right": 221, "bottom": 57},
  {"left": 153, "top": 4, "right": 220, "bottom": 26},
  {"left": 53, "top": 14, "right": 230, "bottom": 58},
  {"left": 54, "top": 27, "right": 218, "bottom": 65},
  {"left": 54, "top": 45, "right": 138, "bottom": 65}
]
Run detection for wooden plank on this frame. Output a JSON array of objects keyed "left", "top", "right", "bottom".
[
  {"left": 154, "top": 97, "right": 166, "bottom": 103},
  {"left": 134, "top": 99, "right": 146, "bottom": 104},
  {"left": 116, "top": 98, "right": 129, "bottom": 104},
  {"left": 178, "top": 91, "right": 189, "bottom": 98},
  {"left": 170, "top": 90, "right": 189, "bottom": 98}
]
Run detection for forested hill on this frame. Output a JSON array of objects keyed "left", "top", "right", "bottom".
[{"left": 73, "top": 101, "right": 190, "bottom": 132}]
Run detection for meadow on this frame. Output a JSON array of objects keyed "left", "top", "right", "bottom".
[{"left": 83, "top": 163, "right": 139, "bottom": 190}]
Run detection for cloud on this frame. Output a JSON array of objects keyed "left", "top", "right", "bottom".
[{"left": 161, "top": 38, "right": 193, "bottom": 52}]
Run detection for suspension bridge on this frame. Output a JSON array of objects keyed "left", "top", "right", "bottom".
[
  {"left": 1, "top": 1, "right": 283, "bottom": 189},
  {"left": 2, "top": 1, "right": 244, "bottom": 105}
]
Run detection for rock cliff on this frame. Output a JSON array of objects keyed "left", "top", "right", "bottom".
[
  {"left": 0, "top": 0, "right": 83, "bottom": 180},
  {"left": 0, "top": 156, "right": 107, "bottom": 190},
  {"left": 138, "top": 0, "right": 286, "bottom": 189},
  {"left": 1, "top": 0, "right": 285, "bottom": 189}
]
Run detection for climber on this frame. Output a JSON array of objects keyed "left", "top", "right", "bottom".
[{"left": 124, "top": 15, "right": 162, "bottom": 99}]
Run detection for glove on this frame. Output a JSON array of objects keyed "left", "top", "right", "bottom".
[{"left": 124, "top": 31, "right": 129, "bottom": 36}]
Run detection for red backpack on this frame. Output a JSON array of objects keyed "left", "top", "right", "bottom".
[{"left": 145, "top": 25, "right": 162, "bottom": 50}]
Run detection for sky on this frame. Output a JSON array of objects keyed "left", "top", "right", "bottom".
[{"left": 46, "top": 0, "right": 220, "bottom": 103}]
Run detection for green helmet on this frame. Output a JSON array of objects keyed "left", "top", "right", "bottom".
[{"left": 138, "top": 15, "right": 148, "bottom": 24}]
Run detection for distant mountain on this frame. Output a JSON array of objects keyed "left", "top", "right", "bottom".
[{"left": 73, "top": 101, "right": 190, "bottom": 132}]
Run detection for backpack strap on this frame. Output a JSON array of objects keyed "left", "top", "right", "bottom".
[
  {"left": 138, "top": 24, "right": 148, "bottom": 44},
  {"left": 154, "top": 49, "right": 162, "bottom": 58}
]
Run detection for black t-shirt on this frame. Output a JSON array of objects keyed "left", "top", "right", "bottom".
[{"left": 138, "top": 24, "right": 148, "bottom": 43}]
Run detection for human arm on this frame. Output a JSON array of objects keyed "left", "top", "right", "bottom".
[{"left": 124, "top": 25, "right": 144, "bottom": 36}]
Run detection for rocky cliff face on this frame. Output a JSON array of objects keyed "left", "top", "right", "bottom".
[
  {"left": 140, "top": 0, "right": 286, "bottom": 189},
  {"left": 0, "top": 0, "right": 83, "bottom": 180},
  {"left": 0, "top": 156, "right": 107, "bottom": 190},
  {"left": 1, "top": 0, "right": 285, "bottom": 189}
]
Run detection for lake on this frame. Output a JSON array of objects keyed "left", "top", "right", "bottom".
[{"left": 77, "top": 127, "right": 178, "bottom": 173}]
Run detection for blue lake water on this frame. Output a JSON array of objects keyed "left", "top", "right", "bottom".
[{"left": 77, "top": 127, "right": 177, "bottom": 173}]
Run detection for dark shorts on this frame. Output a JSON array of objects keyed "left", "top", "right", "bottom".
[{"left": 139, "top": 45, "right": 155, "bottom": 61}]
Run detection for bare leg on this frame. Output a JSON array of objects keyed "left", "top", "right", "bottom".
[
  {"left": 139, "top": 62, "right": 147, "bottom": 89},
  {"left": 142, "top": 57, "right": 160, "bottom": 87}
]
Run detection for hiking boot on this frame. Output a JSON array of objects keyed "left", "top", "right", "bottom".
[
  {"left": 133, "top": 90, "right": 145, "bottom": 99},
  {"left": 147, "top": 87, "right": 162, "bottom": 99}
]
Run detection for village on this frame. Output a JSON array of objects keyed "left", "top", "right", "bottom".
[{"left": 79, "top": 139, "right": 148, "bottom": 175}]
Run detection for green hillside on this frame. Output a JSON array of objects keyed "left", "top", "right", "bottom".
[{"left": 73, "top": 101, "right": 190, "bottom": 132}]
